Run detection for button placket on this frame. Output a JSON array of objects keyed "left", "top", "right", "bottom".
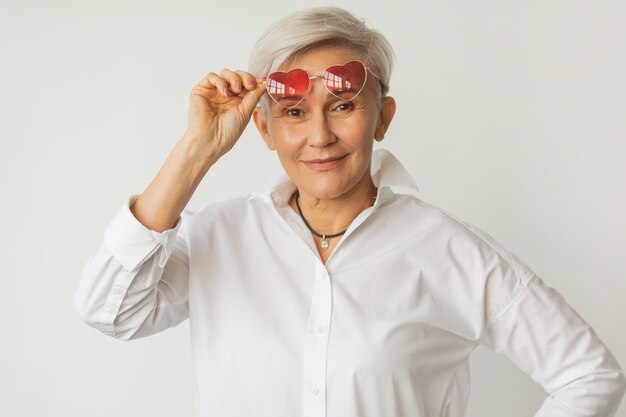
[{"left": 300, "top": 265, "right": 333, "bottom": 417}]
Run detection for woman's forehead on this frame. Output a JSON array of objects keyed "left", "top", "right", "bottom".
[{"left": 280, "top": 46, "right": 364, "bottom": 74}]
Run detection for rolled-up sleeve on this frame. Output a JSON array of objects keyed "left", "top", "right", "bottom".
[
  {"left": 74, "top": 194, "right": 191, "bottom": 340},
  {"left": 481, "top": 274, "right": 626, "bottom": 416}
]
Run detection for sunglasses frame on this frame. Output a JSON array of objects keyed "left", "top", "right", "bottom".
[{"left": 263, "top": 60, "right": 382, "bottom": 109}]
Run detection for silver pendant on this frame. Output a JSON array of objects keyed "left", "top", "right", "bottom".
[{"left": 321, "top": 235, "right": 329, "bottom": 250}]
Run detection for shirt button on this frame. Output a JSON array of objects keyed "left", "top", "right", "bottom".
[
  {"left": 311, "top": 386, "right": 320, "bottom": 396},
  {"left": 322, "top": 271, "right": 329, "bottom": 280},
  {"left": 314, "top": 325, "right": 324, "bottom": 335},
  {"left": 112, "top": 287, "right": 124, "bottom": 296}
]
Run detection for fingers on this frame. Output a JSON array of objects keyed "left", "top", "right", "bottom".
[
  {"left": 197, "top": 69, "right": 261, "bottom": 98},
  {"left": 201, "top": 72, "right": 229, "bottom": 97},
  {"left": 217, "top": 69, "right": 239, "bottom": 96},
  {"left": 239, "top": 78, "right": 267, "bottom": 115},
  {"left": 192, "top": 68, "right": 265, "bottom": 118},
  {"left": 220, "top": 70, "right": 266, "bottom": 118}
]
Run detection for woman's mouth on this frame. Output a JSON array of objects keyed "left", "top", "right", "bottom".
[{"left": 302, "top": 155, "right": 347, "bottom": 171}]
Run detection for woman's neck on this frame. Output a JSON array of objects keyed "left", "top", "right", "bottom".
[{"left": 289, "top": 178, "right": 377, "bottom": 236}]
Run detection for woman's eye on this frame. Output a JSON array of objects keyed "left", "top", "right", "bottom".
[
  {"left": 285, "top": 108, "right": 304, "bottom": 118},
  {"left": 334, "top": 102, "right": 354, "bottom": 111}
]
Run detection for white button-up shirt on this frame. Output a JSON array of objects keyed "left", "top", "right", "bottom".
[{"left": 75, "top": 149, "right": 625, "bottom": 417}]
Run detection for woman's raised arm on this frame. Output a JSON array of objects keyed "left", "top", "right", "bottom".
[
  {"left": 130, "top": 69, "right": 266, "bottom": 232},
  {"left": 75, "top": 69, "right": 266, "bottom": 339}
]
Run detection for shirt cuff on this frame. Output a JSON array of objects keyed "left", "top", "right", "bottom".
[{"left": 103, "top": 194, "right": 183, "bottom": 273}]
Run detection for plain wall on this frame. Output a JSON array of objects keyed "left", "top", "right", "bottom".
[{"left": 0, "top": 0, "right": 624, "bottom": 416}]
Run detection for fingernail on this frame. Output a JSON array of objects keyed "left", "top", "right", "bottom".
[
  {"left": 235, "top": 82, "right": 242, "bottom": 93},
  {"left": 247, "top": 79, "right": 256, "bottom": 88},
  {"left": 223, "top": 88, "right": 229, "bottom": 97}
]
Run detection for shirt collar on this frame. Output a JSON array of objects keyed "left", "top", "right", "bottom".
[
  {"left": 261, "top": 148, "right": 419, "bottom": 208},
  {"left": 370, "top": 148, "right": 420, "bottom": 192}
]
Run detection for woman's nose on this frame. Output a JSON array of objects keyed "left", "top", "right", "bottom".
[{"left": 306, "top": 110, "right": 336, "bottom": 147}]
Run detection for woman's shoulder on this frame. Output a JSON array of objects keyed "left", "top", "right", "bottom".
[
  {"left": 386, "top": 192, "right": 535, "bottom": 284},
  {"left": 180, "top": 191, "right": 275, "bottom": 230},
  {"left": 187, "top": 192, "right": 263, "bottom": 218}
]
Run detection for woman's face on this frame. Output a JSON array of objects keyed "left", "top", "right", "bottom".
[{"left": 253, "top": 46, "right": 396, "bottom": 201}]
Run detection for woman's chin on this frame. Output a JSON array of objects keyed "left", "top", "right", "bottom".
[
  {"left": 298, "top": 180, "right": 360, "bottom": 201},
  {"left": 296, "top": 183, "right": 340, "bottom": 200}
]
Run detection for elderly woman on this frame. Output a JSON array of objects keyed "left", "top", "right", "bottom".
[{"left": 74, "top": 6, "right": 625, "bottom": 417}]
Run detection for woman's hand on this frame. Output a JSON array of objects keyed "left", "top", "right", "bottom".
[{"left": 184, "top": 69, "right": 266, "bottom": 162}]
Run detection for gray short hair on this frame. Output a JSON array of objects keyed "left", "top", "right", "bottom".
[{"left": 248, "top": 6, "right": 395, "bottom": 111}]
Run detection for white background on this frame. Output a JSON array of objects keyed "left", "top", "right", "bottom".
[{"left": 1, "top": 0, "right": 624, "bottom": 416}]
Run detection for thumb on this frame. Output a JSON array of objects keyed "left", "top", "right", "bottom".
[{"left": 239, "top": 79, "right": 267, "bottom": 118}]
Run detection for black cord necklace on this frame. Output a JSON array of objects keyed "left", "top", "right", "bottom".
[{"left": 294, "top": 190, "right": 376, "bottom": 250}]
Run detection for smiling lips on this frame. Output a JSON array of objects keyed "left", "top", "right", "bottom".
[{"left": 303, "top": 155, "right": 347, "bottom": 171}]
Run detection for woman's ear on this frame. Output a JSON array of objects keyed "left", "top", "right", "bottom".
[
  {"left": 374, "top": 96, "right": 396, "bottom": 142},
  {"left": 252, "top": 106, "right": 275, "bottom": 150}
]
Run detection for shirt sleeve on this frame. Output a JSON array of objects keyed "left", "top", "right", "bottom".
[
  {"left": 481, "top": 273, "right": 626, "bottom": 416},
  {"left": 74, "top": 194, "right": 190, "bottom": 340}
]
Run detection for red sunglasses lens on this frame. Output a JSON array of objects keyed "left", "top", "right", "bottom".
[
  {"left": 265, "top": 69, "right": 310, "bottom": 107},
  {"left": 323, "top": 61, "right": 367, "bottom": 99}
]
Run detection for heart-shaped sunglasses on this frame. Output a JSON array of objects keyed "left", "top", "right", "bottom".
[{"left": 263, "top": 60, "right": 381, "bottom": 109}]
